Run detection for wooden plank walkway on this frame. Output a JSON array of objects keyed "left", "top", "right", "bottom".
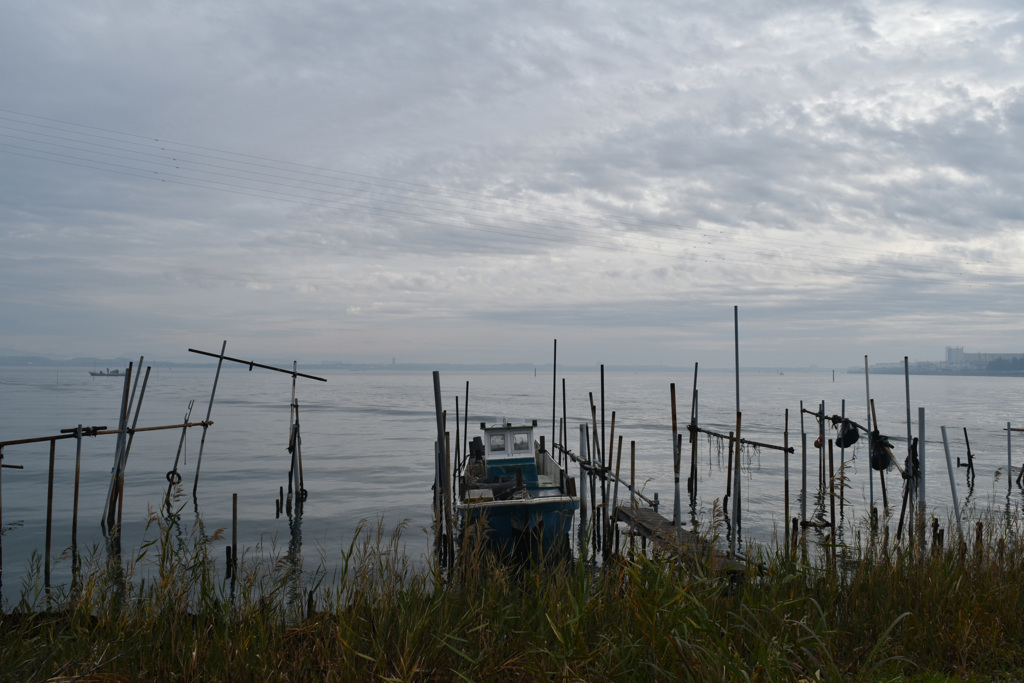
[{"left": 614, "top": 506, "right": 745, "bottom": 574}]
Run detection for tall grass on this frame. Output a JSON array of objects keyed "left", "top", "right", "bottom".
[{"left": 3, "top": 506, "right": 1024, "bottom": 681}]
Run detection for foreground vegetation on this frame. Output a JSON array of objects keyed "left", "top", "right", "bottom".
[{"left": 3, "top": 510, "right": 1024, "bottom": 681}]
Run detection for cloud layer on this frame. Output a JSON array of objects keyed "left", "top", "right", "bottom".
[{"left": 2, "top": 1, "right": 1022, "bottom": 366}]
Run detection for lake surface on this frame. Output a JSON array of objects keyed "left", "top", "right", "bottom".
[{"left": 2, "top": 363, "right": 1022, "bottom": 599}]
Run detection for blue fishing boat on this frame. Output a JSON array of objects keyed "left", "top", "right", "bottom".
[{"left": 457, "top": 419, "right": 579, "bottom": 556}]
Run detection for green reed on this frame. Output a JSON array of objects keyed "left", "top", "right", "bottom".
[{"left": 3, "top": 506, "right": 1024, "bottom": 681}]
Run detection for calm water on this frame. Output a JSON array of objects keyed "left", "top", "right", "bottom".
[{"left": 2, "top": 364, "right": 1022, "bottom": 598}]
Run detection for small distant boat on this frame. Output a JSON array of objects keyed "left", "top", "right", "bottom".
[
  {"left": 89, "top": 368, "right": 122, "bottom": 377},
  {"left": 457, "top": 419, "right": 579, "bottom": 556}
]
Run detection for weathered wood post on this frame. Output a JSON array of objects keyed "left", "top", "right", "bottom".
[
  {"left": 431, "top": 371, "right": 447, "bottom": 562},
  {"left": 45, "top": 438, "right": 55, "bottom": 593},
  {"left": 864, "top": 355, "right": 874, "bottom": 508},
  {"left": 800, "top": 400, "right": 807, "bottom": 522},
  {"left": 784, "top": 410, "right": 790, "bottom": 555},
  {"left": 193, "top": 340, "right": 227, "bottom": 498},
  {"left": 72, "top": 425, "right": 83, "bottom": 575},
  {"left": 671, "top": 383, "right": 680, "bottom": 524},
  {"left": 1008, "top": 422, "right": 1012, "bottom": 494},
  {"left": 940, "top": 426, "right": 964, "bottom": 540},
  {"left": 730, "top": 412, "right": 743, "bottom": 557}
]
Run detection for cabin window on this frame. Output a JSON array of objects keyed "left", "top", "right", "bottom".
[
  {"left": 513, "top": 432, "right": 531, "bottom": 452},
  {"left": 489, "top": 433, "right": 506, "bottom": 453}
]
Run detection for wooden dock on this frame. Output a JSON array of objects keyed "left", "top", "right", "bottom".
[{"left": 614, "top": 505, "right": 744, "bottom": 574}]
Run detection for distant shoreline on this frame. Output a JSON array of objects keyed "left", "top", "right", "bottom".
[{"left": 1, "top": 355, "right": 1021, "bottom": 377}]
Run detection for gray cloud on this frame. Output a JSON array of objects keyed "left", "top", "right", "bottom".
[{"left": 1, "top": 0, "right": 1022, "bottom": 366}]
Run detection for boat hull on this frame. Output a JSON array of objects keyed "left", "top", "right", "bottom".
[{"left": 457, "top": 495, "right": 579, "bottom": 556}]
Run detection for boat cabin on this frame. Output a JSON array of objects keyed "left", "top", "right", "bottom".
[{"left": 477, "top": 419, "right": 539, "bottom": 482}]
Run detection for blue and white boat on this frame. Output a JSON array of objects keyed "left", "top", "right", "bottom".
[{"left": 457, "top": 419, "right": 579, "bottom": 556}]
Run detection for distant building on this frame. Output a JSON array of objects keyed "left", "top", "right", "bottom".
[{"left": 946, "top": 346, "right": 1024, "bottom": 370}]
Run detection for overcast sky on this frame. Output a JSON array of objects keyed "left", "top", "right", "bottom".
[{"left": 2, "top": 1, "right": 1022, "bottom": 368}]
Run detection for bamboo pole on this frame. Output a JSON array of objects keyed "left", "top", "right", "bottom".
[
  {"left": 828, "top": 439, "right": 836, "bottom": 540},
  {"left": 864, "top": 355, "right": 874, "bottom": 508},
  {"left": 102, "top": 364, "right": 132, "bottom": 533},
  {"left": 919, "top": 408, "right": 927, "bottom": 510},
  {"left": 117, "top": 365, "right": 152, "bottom": 531},
  {"left": 840, "top": 399, "right": 846, "bottom": 511},
  {"left": 431, "top": 371, "right": 446, "bottom": 560},
  {"left": 784, "top": 410, "right": 790, "bottom": 555},
  {"left": 941, "top": 426, "right": 964, "bottom": 539},
  {"left": 231, "top": 493, "right": 238, "bottom": 589},
  {"left": 551, "top": 340, "right": 557, "bottom": 460},
  {"left": 800, "top": 400, "right": 807, "bottom": 522},
  {"left": 193, "top": 340, "right": 227, "bottom": 498},
  {"left": 730, "top": 412, "right": 742, "bottom": 556},
  {"left": 671, "top": 383, "right": 680, "bottom": 524},
  {"left": 690, "top": 389, "right": 699, "bottom": 499},
  {"left": 45, "top": 438, "right": 55, "bottom": 593},
  {"left": 72, "top": 425, "right": 82, "bottom": 562}
]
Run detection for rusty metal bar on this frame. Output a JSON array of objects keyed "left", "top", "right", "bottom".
[{"left": 188, "top": 348, "right": 327, "bottom": 382}]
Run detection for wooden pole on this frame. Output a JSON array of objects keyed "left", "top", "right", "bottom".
[
  {"left": 870, "top": 399, "right": 889, "bottom": 509},
  {"left": 800, "top": 400, "right": 807, "bottom": 522},
  {"left": 193, "top": 340, "right": 227, "bottom": 498},
  {"left": 45, "top": 438, "right": 55, "bottom": 593},
  {"left": 561, "top": 378, "right": 567, "bottom": 466},
  {"left": 551, "top": 339, "right": 557, "bottom": 460},
  {"left": 0, "top": 445, "right": 4, "bottom": 598},
  {"left": 630, "top": 440, "right": 636, "bottom": 557},
  {"left": 840, "top": 399, "right": 846, "bottom": 511},
  {"left": 72, "top": 425, "right": 83, "bottom": 581},
  {"left": 731, "top": 413, "right": 742, "bottom": 556},
  {"left": 784, "top": 410, "right": 790, "bottom": 555},
  {"left": 828, "top": 439, "right": 836, "bottom": 540},
  {"left": 941, "top": 426, "right": 964, "bottom": 539},
  {"left": 725, "top": 431, "right": 734, "bottom": 505},
  {"left": 232, "top": 493, "right": 238, "bottom": 588},
  {"left": 606, "top": 411, "right": 616, "bottom": 553},
  {"left": 671, "top": 383, "right": 680, "bottom": 524},
  {"left": 690, "top": 389, "right": 699, "bottom": 499},
  {"left": 103, "top": 364, "right": 132, "bottom": 533},
  {"left": 864, "top": 355, "right": 874, "bottom": 508},
  {"left": 431, "top": 371, "right": 447, "bottom": 559},
  {"left": 919, "top": 407, "right": 927, "bottom": 509}
]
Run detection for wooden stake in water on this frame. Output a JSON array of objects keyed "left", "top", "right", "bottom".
[
  {"left": 919, "top": 407, "right": 927, "bottom": 510},
  {"left": 193, "top": 340, "right": 227, "bottom": 498},
  {"left": 551, "top": 340, "right": 557, "bottom": 462},
  {"left": 431, "top": 371, "right": 446, "bottom": 559},
  {"left": 730, "top": 412, "right": 742, "bottom": 557},
  {"left": 45, "top": 438, "right": 55, "bottom": 594},
  {"left": 828, "top": 439, "right": 836, "bottom": 540},
  {"left": 799, "top": 401, "right": 807, "bottom": 522},
  {"left": 671, "top": 383, "right": 680, "bottom": 524},
  {"left": 784, "top": 410, "right": 790, "bottom": 555},
  {"left": 864, "top": 355, "right": 874, "bottom": 507},
  {"left": 232, "top": 492, "right": 238, "bottom": 589},
  {"left": 940, "top": 426, "right": 964, "bottom": 539},
  {"left": 71, "top": 425, "right": 84, "bottom": 582}
]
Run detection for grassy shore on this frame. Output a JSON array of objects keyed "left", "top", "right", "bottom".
[{"left": 3, "top": 509, "right": 1024, "bottom": 681}]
